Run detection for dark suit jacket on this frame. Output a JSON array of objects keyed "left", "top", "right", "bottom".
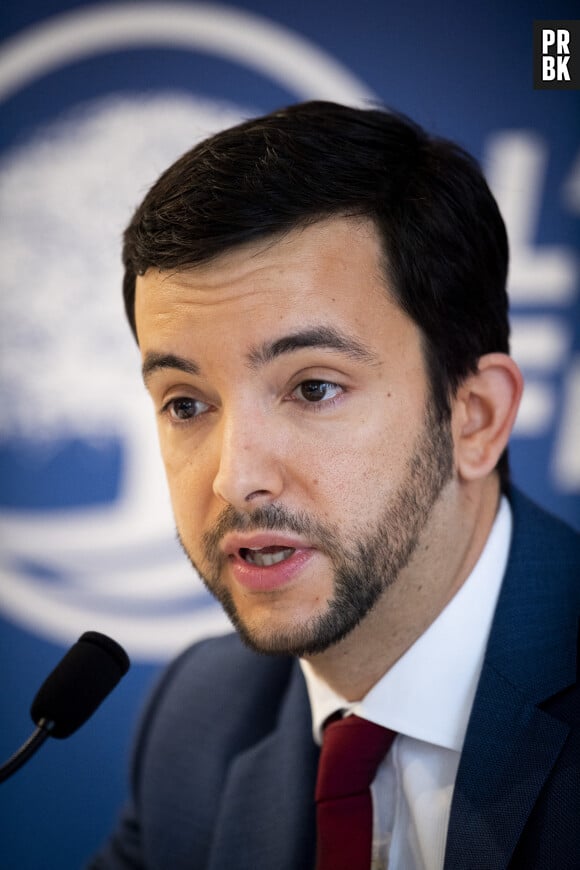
[{"left": 92, "top": 489, "right": 580, "bottom": 869}]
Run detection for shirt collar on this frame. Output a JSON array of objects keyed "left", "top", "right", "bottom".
[{"left": 300, "top": 496, "right": 512, "bottom": 752}]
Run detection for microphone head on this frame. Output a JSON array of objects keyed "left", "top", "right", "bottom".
[{"left": 30, "top": 631, "right": 130, "bottom": 739}]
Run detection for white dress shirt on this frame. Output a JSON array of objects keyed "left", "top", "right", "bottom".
[{"left": 300, "top": 496, "right": 512, "bottom": 870}]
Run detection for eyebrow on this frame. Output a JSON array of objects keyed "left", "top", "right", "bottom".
[
  {"left": 246, "top": 326, "right": 380, "bottom": 369},
  {"left": 141, "top": 325, "right": 380, "bottom": 385},
  {"left": 142, "top": 352, "right": 200, "bottom": 385}
]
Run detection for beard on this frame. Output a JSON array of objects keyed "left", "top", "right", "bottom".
[{"left": 178, "top": 399, "right": 454, "bottom": 657}]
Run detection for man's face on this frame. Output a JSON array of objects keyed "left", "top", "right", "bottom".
[{"left": 136, "top": 217, "right": 453, "bottom": 657}]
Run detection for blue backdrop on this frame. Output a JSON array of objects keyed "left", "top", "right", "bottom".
[{"left": 0, "top": 2, "right": 578, "bottom": 867}]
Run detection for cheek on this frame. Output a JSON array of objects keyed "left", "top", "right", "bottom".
[
  {"left": 159, "top": 441, "right": 215, "bottom": 534},
  {"left": 291, "top": 432, "right": 382, "bottom": 525},
  {"left": 311, "top": 408, "right": 422, "bottom": 514}
]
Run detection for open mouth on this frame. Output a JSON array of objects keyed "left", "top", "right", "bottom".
[{"left": 240, "top": 546, "right": 296, "bottom": 567}]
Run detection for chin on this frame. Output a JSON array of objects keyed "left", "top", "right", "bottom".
[{"left": 231, "top": 605, "right": 364, "bottom": 658}]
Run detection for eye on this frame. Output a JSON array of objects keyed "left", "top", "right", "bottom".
[
  {"left": 292, "top": 380, "right": 342, "bottom": 403},
  {"left": 163, "top": 396, "right": 210, "bottom": 421}
]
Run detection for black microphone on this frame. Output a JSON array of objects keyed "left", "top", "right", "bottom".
[{"left": 0, "top": 631, "right": 130, "bottom": 783}]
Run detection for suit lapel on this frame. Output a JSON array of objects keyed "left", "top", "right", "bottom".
[
  {"left": 444, "top": 661, "right": 570, "bottom": 869},
  {"left": 445, "top": 490, "right": 579, "bottom": 869},
  {"left": 207, "top": 662, "right": 319, "bottom": 870}
]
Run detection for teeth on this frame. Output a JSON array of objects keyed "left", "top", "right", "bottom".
[{"left": 242, "top": 547, "right": 295, "bottom": 567}]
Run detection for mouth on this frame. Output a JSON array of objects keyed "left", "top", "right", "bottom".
[
  {"left": 221, "top": 534, "right": 316, "bottom": 591},
  {"left": 239, "top": 545, "right": 296, "bottom": 567}
]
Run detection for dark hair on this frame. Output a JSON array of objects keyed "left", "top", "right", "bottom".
[{"left": 123, "top": 101, "right": 511, "bottom": 488}]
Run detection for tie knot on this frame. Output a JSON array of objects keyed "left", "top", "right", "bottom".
[{"left": 316, "top": 714, "right": 396, "bottom": 802}]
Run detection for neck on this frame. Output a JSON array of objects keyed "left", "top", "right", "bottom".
[{"left": 303, "top": 474, "right": 502, "bottom": 701}]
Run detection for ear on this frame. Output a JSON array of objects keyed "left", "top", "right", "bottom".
[{"left": 452, "top": 353, "right": 524, "bottom": 482}]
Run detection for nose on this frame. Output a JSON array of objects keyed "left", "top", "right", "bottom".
[{"left": 212, "top": 409, "right": 285, "bottom": 509}]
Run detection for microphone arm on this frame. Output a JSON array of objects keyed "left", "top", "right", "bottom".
[
  {"left": 0, "top": 720, "right": 53, "bottom": 784},
  {"left": 0, "top": 631, "right": 130, "bottom": 784}
]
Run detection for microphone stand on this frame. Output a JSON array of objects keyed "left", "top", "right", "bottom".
[{"left": 0, "top": 719, "right": 54, "bottom": 784}]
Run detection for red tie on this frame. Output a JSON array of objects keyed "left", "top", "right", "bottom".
[{"left": 315, "top": 714, "right": 396, "bottom": 870}]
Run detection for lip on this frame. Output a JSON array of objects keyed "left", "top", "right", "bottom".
[
  {"left": 222, "top": 532, "right": 310, "bottom": 557},
  {"left": 221, "top": 532, "right": 316, "bottom": 592}
]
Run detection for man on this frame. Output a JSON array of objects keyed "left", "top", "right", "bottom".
[{"left": 92, "top": 102, "right": 580, "bottom": 869}]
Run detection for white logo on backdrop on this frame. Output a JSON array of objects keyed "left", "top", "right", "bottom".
[
  {"left": 485, "top": 133, "right": 580, "bottom": 487},
  {"left": 0, "top": 4, "right": 375, "bottom": 659}
]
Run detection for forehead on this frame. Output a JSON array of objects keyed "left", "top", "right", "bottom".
[{"left": 134, "top": 215, "right": 411, "bottom": 356}]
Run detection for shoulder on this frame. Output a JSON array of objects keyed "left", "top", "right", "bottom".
[
  {"left": 125, "top": 634, "right": 299, "bottom": 858},
  {"left": 93, "top": 641, "right": 300, "bottom": 868},
  {"left": 134, "top": 633, "right": 295, "bottom": 757},
  {"left": 486, "top": 487, "right": 580, "bottom": 689},
  {"left": 508, "top": 487, "right": 580, "bottom": 586}
]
